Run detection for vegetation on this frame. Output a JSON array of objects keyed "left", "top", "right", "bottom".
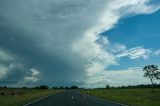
[
  {"left": 52, "top": 86, "right": 79, "bottom": 90},
  {"left": 143, "top": 65, "right": 160, "bottom": 94},
  {"left": 70, "top": 86, "right": 79, "bottom": 89},
  {"left": 81, "top": 88, "right": 160, "bottom": 106},
  {"left": 34, "top": 85, "right": 49, "bottom": 89},
  {"left": 105, "top": 84, "right": 160, "bottom": 89},
  {"left": 0, "top": 88, "right": 61, "bottom": 106},
  {"left": 0, "top": 84, "right": 79, "bottom": 106}
]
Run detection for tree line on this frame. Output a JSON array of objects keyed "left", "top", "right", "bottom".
[
  {"left": 104, "top": 84, "right": 160, "bottom": 89},
  {"left": 0, "top": 85, "right": 79, "bottom": 90}
]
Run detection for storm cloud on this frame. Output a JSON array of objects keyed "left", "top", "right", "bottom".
[{"left": 0, "top": 0, "right": 159, "bottom": 87}]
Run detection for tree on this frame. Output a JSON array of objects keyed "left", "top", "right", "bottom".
[
  {"left": 70, "top": 86, "right": 78, "bottom": 89},
  {"left": 64, "top": 87, "right": 69, "bottom": 90},
  {"left": 53, "top": 87, "right": 58, "bottom": 90},
  {"left": 143, "top": 65, "right": 160, "bottom": 94},
  {"left": 59, "top": 86, "right": 64, "bottom": 90},
  {"left": 39, "top": 85, "right": 48, "bottom": 89},
  {"left": 106, "top": 85, "right": 110, "bottom": 89}
]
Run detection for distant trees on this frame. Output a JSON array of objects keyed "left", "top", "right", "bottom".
[
  {"left": 40, "top": 85, "right": 49, "bottom": 89},
  {"left": 64, "top": 87, "right": 70, "bottom": 90},
  {"left": 106, "top": 85, "right": 110, "bottom": 89},
  {"left": 52, "top": 86, "right": 79, "bottom": 90},
  {"left": 34, "top": 85, "right": 49, "bottom": 89},
  {"left": 22, "top": 87, "right": 28, "bottom": 89},
  {"left": 52, "top": 87, "right": 58, "bottom": 90},
  {"left": 70, "top": 86, "right": 78, "bottom": 89},
  {"left": 143, "top": 65, "right": 160, "bottom": 94},
  {"left": 32, "top": 85, "right": 79, "bottom": 90}
]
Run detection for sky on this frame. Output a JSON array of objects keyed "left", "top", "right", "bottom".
[{"left": 0, "top": 0, "right": 160, "bottom": 88}]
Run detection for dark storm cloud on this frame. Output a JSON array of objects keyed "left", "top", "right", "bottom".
[
  {"left": 0, "top": 0, "right": 102, "bottom": 86},
  {"left": 0, "top": 19, "right": 87, "bottom": 86}
]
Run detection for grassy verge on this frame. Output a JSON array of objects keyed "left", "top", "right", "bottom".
[
  {"left": 81, "top": 88, "right": 160, "bottom": 106},
  {"left": 0, "top": 88, "right": 62, "bottom": 106}
]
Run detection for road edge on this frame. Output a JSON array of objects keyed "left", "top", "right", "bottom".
[
  {"left": 23, "top": 91, "right": 64, "bottom": 106},
  {"left": 23, "top": 94, "right": 52, "bottom": 106}
]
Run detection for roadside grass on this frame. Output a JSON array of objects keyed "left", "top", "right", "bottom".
[
  {"left": 81, "top": 88, "right": 160, "bottom": 106},
  {"left": 0, "top": 88, "right": 61, "bottom": 106}
]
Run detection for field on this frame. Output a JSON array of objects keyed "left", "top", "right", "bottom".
[
  {"left": 0, "top": 88, "right": 61, "bottom": 106},
  {"left": 81, "top": 88, "right": 160, "bottom": 106}
]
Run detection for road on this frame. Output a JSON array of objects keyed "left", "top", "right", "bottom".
[{"left": 24, "top": 90, "right": 126, "bottom": 106}]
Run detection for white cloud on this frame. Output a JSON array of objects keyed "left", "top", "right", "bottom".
[
  {"left": 82, "top": 67, "right": 160, "bottom": 88},
  {"left": 110, "top": 43, "right": 127, "bottom": 53},
  {"left": 23, "top": 68, "right": 40, "bottom": 83},
  {"left": 116, "top": 46, "right": 152, "bottom": 59},
  {"left": 153, "top": 50, "right": 160, "bottom": 56},
  {"left": 77, "top": 0, "right": 160, "bottom": 87},
  {"left": 24, "top": 77, "right": 39, "bottom": 83},
  {"left": 30, "top": 68, "right": 40, "bottom": 76},
  {"left": 11, "top": 68, "right": 41, "bottom": 87}
]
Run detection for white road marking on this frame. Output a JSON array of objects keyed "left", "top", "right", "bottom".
[{"left": 23, "top": 94, "right": 52, "bottom": 106}]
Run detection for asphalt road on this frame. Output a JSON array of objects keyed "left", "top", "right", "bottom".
[{"left": 24, "top": 90, "right": 126, "bottom": 106}]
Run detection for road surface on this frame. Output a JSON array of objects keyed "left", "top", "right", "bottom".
[{"left": 24, "top": 90, "right": 126, "bottom": 106}]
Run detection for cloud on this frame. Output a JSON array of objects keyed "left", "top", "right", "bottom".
[
  {"left": 0, "top": 0, "right": 159, "bottom": 87},
  {"left": 0, "top": 48, "right": 15, "bottom": 79},
  {"left": 0, "top": 48, "right": 40, "bottom": 86},
  {"left": 110, "top": 43, "right": 127, "bottom": 53},
  {"left": 30, "top": 68, "right": 40, "bottom": 76},
  {"left": 116, "top": 46, "right": 152, "bottom": 60},
  {"left": 0, "top": 49, "right": 13, "bottom": 61},
  {"left": 83, "top": 67, "right": 147, "bottom": 88},
  {"left": 23, "top": 69, "right": 40, "bottom": 84},
  {"left": 0, "top": 65, "right": 8, "bottom": 79},
  {"left": 80, "top": 0, "right": 160, "bottom": 87},
  {"left": 22, "top": 68, "right": 40, "bottom": 83},
  {"left": 153, "top": 50, "right": 160, "bottom": 56}
]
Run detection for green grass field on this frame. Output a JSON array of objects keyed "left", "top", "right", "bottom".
[
  {"left": 0, "top": 88, "right": 61, "bottom": 106},
  {"left": 81, "top": 88, "right": 160, "bottom": 106}
]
